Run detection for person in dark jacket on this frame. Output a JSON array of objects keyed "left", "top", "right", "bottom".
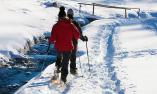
[
  {"left": 67, "top": 8, "right": 88, "bottom": 75},
  {"left": 49, "top": 6, "right": 80, "bottom": 82}
]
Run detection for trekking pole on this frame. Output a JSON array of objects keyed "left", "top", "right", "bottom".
[
  {"left": 78, "top": 51, "right": 84, "bottom": 77},
  {"left": 47, "top": 43, "right": 51, "bottom": 54},
  {"left": 37, "top": 43, "right": 51, "bottom": 78},
  {"left": 86, "top": 41, "right": 90, "bottom": 71},
  {"left": 41, "top": 43, "right": 50, "bottom": 71}
]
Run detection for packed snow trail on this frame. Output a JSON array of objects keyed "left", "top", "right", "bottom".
[{"left": 113, "top": 21, "right": 157, "bottom": 94}]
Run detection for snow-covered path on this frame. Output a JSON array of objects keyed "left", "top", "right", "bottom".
[{"left": 114, "top": 22, "right": 157, "bottom": 94}]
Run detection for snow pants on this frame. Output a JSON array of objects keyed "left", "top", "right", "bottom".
[
  {"left": 55, "top": 52, "right": 71, "bottom": 80},
  {"left": 70, "top": 49, "right": 77, "bottom": 69},
  {"left": 70, "top": 40, "right": 78, "bottom": 70}
]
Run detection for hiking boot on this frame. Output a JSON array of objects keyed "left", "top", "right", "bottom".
[{"left": 70, "top": 68, "right": 78, "bottom": 75}]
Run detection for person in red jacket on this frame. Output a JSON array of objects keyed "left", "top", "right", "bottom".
[{"left": 49, "top": 6, "right": 80, "bottom": 83}]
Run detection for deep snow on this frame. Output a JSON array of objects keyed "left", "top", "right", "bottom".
[{"left": 0, "top": 0, "right": 57, "bottom": 61}]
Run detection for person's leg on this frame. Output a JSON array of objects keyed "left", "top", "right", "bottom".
[
  {"left": 61, "top": 52, "right": 71, "bottom": 82},
  {"left": 70, "top": 49, "right": 77, "bottom": 68},
  {"left": 70, "top": 49, "right": 77, "bottom": 74},
  {"left": 55, "top": 52, "right": 62, "bottom": 72},
  {"left": 70, "top": 40, "right": 78, "bottom": 74}
]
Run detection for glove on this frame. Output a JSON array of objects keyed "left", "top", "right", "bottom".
[{"left": 83, "top": 36, "right": 88, "bottom": 41}]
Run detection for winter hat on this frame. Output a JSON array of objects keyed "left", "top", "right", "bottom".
[
  {"left": 58, "top": 6, "right": 66, "bottom": 18},
  {"left": 67, "top": 9, "right": 74, "bottom": 16}
]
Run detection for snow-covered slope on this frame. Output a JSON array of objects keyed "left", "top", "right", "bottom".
[{"left": 0, "top": 0, "right": 58, "bottom": 62}]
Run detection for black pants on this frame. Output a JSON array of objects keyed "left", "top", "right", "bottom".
[
  {"left": 55, "top": 52, "right": 71, "bottom": 79},
  {"left": 70, "top": 49, "right": 77, "bottom": 69},
  {"left": 70, "top": 40, "right": 78, "bottom": 70}
]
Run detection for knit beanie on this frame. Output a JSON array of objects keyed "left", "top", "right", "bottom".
[
  {"left": 67, "top": 8, "right": 74, "bottom": 16},
  {"left": 58, "top": 6, "right": 66, "bottom": 18}
]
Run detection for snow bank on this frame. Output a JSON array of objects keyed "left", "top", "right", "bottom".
[{"left": 0, "top": 0, "right": 58, "bottom": 61}]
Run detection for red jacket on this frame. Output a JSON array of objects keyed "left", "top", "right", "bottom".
[{"left": 49, "top": 18, "right": 80, "bottom": 52}]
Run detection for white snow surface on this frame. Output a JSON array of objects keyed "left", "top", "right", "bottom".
[
  {"left": 1, "top": 0, "right": 157, "bottom": 94},
  {"left": 0, "top": 0, "right": 58, "bottom": 60},
  {"left": 114, "top": 24, "right": 157, "bottom": 94}
]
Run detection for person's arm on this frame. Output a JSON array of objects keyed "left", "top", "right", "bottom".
[
  {"left": 49, "top": 24, "right": 57, "bottom": 44},
  {"left": 71, "top": 24, "right": 80, "bottom": 40},
  {"left": 73, "top": 21, "right": 83, "bottom": 39},
  {"left": 73, "top": 21, "right": 88, "bottom": 41}
]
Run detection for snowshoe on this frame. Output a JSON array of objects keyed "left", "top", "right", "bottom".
[
  {"left": 51, "top": 68, "right": 59, "bottom": 81},
  {"left": 70, "top": 68, "right": 78, "bottom": 75}
]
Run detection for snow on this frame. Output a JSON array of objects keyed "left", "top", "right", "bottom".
[
  {"left": 1, "top": 0, "right": 157, "bottom": 94},
  {"left": 115, "top": 56, "right": 157, "bottom": 94},
  {"left": 0, "top": 0, "right": 58, "bottom": 61},
  {"left": 114, "top": 23, "right": 157, "bottom": 94},
  {"left": 117, "top": 25, "right": 157, "bottom": 51}
]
